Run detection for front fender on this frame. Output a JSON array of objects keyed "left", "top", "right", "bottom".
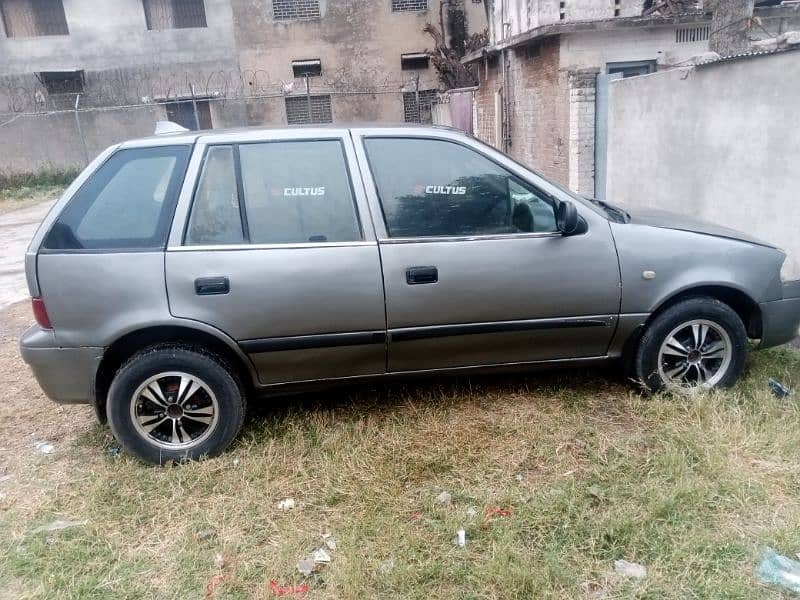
[{"left": 611, "top": 223, "right": 785, "bottom": 314}]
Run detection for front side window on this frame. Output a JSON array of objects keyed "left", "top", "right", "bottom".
[
  {"left": 185, "top": 140, "right": 361, "bottom": 245},
  {"left": 364, "top": 137, "right": 559, "bottom": 238},
  {"left": 43, "top": 146, "right": 191, "bottom": 250}
]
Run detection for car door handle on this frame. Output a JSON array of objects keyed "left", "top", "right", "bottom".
[
  {"left": 195, "top": 276, "right": 230, "bottom": 295},
  {"left": 406, "top": 266, "right": 438, "bottom": 285}
]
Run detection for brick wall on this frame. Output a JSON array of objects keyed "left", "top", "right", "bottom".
[
  {"left": 567, "top": 69, "right": 598, "bottom": 195},
  {"left": 473, "top": 37, "right": 570, "bottom": 187},
  {"left": 473, "top": 57, "right": 501, "bottom": 148},
  {"left": 472, "top": 36, "right": 601, "bottom": 194},
  {"left": 507, "top": 37, "right": 570, "bottom": 186}
]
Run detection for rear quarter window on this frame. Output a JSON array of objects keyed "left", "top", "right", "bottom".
[{"left": 42, "top": 145, "right": 191, "bottom": 251}]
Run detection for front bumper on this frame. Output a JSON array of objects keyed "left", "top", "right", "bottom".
[
  {"left": 19, "top": 326, "right": 103, "bottom": 404},
  {"left": 759, "top": 281, "right": 800, "bottom": 348}
]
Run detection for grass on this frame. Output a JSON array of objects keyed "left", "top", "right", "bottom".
[
  {"left": 2, "top": 342, "right": 800, "bottom": 599},
  {"left": 0, "top": 168, "right": 79, "bottom": 204}
]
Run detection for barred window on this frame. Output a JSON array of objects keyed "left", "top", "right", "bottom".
[
  {"left": 676, "top": 25, "right": 710, "bottom": 43},
  {"left": 285, "top": 95, "right": 333, "bottom": 125},
  {"left": 402, "top": 89, "right": 437, "bottom": 124},
  {"left": 143, "top": 0, "right": 207, "bottom": 30},
  {"left": 0, "top": 0, "right": 68, "bottom": 37},
  {"left": 391, "top": 0, "right": 428, "bottom": 12},
  {"left": 273, "top": 0, "right": 320, "bottom": 20}
]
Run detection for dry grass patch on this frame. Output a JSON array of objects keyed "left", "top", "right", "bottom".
[{"left": 1, "top": 299, "right": 799, "bottom": 598}]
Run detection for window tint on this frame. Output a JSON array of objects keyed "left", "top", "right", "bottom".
[
  {"left": 238, "top": 140, "right": 360, "bottom": 244},
  {"left": 185, "top": 145, "right": 244, "bottom": 245},
  {"left": 43, "top": 145, "right": 190, "bottom": 250},
  {"left": 364, "top": 138, "right": 558, "bottom": 238}
]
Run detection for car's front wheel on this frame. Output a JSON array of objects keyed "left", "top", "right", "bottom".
[
  {"left": 107, "top": 346, "right": 245, "bottom": 464},
  {"left": 634, "top": 297, "right": 748, "bottom": 392}
]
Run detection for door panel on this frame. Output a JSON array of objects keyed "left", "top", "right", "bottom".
[
  {"left": 166, "top": 133, "right": 386, "bottom": 385},
  {"left": 166, "top": 245, "right": 386, "bottom": 384},
  {"left": 355, "top": 132, "right": 621, "bottom": 373},
  {"left": 379, "top": 235, "right": 620, "bottom": 371}
]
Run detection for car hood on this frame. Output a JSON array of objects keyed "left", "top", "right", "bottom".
[{"left": 620, "top": 205, "right": 777, "bottom": 249}]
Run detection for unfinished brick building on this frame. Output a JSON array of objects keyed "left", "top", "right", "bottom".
[{"left": 464, "top": 0, "right": 800, "bottom": 197}]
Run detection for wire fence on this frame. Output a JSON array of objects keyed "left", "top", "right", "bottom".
[{"left": 0, "top": 69, "right": 444, "bottom": 174}]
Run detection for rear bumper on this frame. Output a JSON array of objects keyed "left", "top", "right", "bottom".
[
  {"left": 759, "top": 281, "right": 800, "bottom": 348},
  {"left": 19, "top": 326, "right": 103, "bottom": 404}
]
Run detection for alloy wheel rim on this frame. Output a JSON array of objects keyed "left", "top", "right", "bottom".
[
  {"left": 657, "top": 319, "right": 733, "bottom": 388},
  {"left": 130, "top": 371, "right": 219, "bottom": 450}
]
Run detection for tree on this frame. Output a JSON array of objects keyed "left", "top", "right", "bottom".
[
  {"left": 423, "top": 0, "right": 479, "bottom": 90},
  {"left": 705, "top": 0, "right": 755, "bottom": 56}
]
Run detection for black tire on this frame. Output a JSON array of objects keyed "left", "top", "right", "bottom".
[
  {"left": 634, "top": 297, "right": 748, "bottom": 392},
  {"left": 107, "top": 345, "right": 245, "bottom": 465}
]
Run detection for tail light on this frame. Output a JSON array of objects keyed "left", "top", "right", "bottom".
[{"left": 31, "top": 297, "right": 52, "bottom": 329}]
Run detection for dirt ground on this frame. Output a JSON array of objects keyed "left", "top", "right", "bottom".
[{"left": 0, "top": 301, "right": 93, "bottom": 517}]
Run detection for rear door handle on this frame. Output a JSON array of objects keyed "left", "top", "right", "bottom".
[
  {"left": 195, "top": 276, "right": 230, "bottom": 295},
  {"left": 406, "top": 266, "right": 438, "bottom": 285}
]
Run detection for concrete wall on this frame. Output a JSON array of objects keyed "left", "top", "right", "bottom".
[
  {"left": 605, "top": 50, "right": 800, "bottom": 277},
  {"left": 0, "top": 105, "right": 164, "bottom": 173},
  {"left": 232, "top": 0, "right": 436, "bottom": 124},
  {"left": 0, "top": 0, "right": 488, "bottom": 174},
  {"left": 487, "top": 0, "right": 644, "bottom": 44},
  {"left": 0, "top": 0, "right": 239, "bottom": 73}
]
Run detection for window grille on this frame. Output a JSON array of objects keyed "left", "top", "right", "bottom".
[
  {"left": 402, "top": 89, "right": 437, "bottom": 123},
  {"left": 285, "top": 95, "right": 333, "bottom": 124},
  {"left": 273, "top": 0, "right": 320, "bottom": 20},
  {"left": 392, "top": 0, "right": 427, "bottom": 12}
]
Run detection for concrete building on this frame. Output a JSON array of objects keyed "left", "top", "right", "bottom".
[
  {"left": 0, "top": 0, "right": 487, "bottom": 173},
  {"left": 464, "top": 0, "right": 800, "bottom": 196}
]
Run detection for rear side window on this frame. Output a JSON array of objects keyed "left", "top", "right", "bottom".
[
  {"left": 185, "top": 140, "right": 361, "bottom": 245},
  {"left": 185, "top": 146, "right": 244, "bottom": 245},
  {"left": 42, "top": 146, "right": 190, "bottom": 250}
]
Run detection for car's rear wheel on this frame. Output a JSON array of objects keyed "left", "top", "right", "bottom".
[
  {"left": 634, "top": 297, "right": 748, "bottom": 392},
  {"left": 107, "top": 346, "right": 245, "bottom": 464}
]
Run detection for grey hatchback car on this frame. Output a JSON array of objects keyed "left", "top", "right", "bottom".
[{"left": 20, "top": 124, "right": 800, "bottom": 464}]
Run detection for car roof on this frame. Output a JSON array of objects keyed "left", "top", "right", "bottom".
[{"left": 119, "top": 122, "right": 463, "bottom": 148}]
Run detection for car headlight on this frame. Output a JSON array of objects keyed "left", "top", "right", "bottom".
[{"left": 781, "top": 253, "right": 800, "bottom": 283}]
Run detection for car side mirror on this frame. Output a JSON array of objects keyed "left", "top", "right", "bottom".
[{"left": 556, "top": 200, "right": 579, "bottom": 235}]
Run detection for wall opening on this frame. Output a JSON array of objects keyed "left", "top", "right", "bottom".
[
  {"left": 285, "top": 95, "right": 333, "bottom": 124},
  {"left": 606, "top": 60, "right": 656, "bottom": 78},
  {"left": 273, "top": 0, "right": 321, "bottom": 20},
  {"left": 292, "top": 59, "right": 322, "bottom": 77},
  {"left": 165, "top": 99, "right": 212, "bottom": 130},
  {"left": 0, "top": 0, "right": 68, "bottom": 37},
  {"left": 38, "top": 70, "right": 84, "bottom": 94},
  {"left": 401, "top": 52, "right": 430, "bottom": 70},
  {"left": 143, "top": 0, "right": 207, "bottom": 30}
]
